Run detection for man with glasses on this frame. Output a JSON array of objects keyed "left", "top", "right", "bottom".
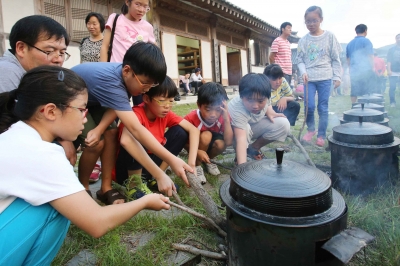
[{"left": 0, "top": 15, "right": 70, "bottom": 93}]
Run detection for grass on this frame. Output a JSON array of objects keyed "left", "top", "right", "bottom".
[{"left": 54, "top": 88, "right": 400, "bottom": 265}]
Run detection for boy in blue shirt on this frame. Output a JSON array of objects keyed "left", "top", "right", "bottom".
[{"left": 72, "top": 42, "right": 193, "bottom": 205}]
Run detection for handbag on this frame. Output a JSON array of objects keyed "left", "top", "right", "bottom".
[{"left": 107, "top": 14, "right": 120, "bottom": 62}]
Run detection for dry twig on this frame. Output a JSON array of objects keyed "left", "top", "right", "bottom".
[
  {"left": 168, "top": 201, "right": 227, "bottom": 237},
  {"left": 172, "top": 243, "right": 227, "bottom": 260},
  {"left": 287, "top": 133, "right": 316, "bottom": 168},
  {"left": 172, "top": 190, "right": 186, "bottom": 206}
]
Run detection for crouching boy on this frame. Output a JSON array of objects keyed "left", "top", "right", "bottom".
[
  {"left": 115, "top": 76, "right": 199, "bottom": 198},
  {"left": 228, "top": 73, "right": 290, "bottom": 165},
  {"left": 184, "top": 83, "right": 233, "bottom": 183}
]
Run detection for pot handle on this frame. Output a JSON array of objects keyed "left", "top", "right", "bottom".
[
  {"left": 276, "top": 148, "right": 284, "bottom": 165},
  {"left": 361, "top": 103, "right": 364, "bottom": 110},
  {"left": 358, "top": 116, "right": 363, "bottom": 124}
]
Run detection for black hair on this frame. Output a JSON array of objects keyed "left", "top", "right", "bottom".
[
  {"left": 121, "top": 0, "right": 132, "bottom": 15},
  {"left": 123, "top": 41, "right": 167, "bottom": 84},
  {"left": 195, "top": 68, "right": 201, "bottom": 73},
  {"left": 304, "top": 6, "right": 323, "bottom": 19},
  {"left": 145, "top": 75, "right": 178, "bottom": 99},
  {"left": 280, "top": 22, "right": 292, "bottom": 34},
  {"left": 9, "top": 15, "right": 69, "bottom": 54},
  {"left": 197, "top": 82, "right": 228, "bottom": 106},
  {"left": 85, "top": 12, "right": 106, "bottom": 32},
  {"left": 355, "top": 24, "right": 367, "bottom": 34},
  {"left": 0, "top": 66, "right": 87, "bottom": 134},
  {"left": 263, "top": 64, "right": 284, "bottom": 80},
  {"left": 239, "top": 73, "right": 271, "bottom": 99}
]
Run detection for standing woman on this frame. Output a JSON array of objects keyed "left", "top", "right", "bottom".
[
  {"left": 296, "top": 6, "right": 341, "bottom": 147},
  {"left": 80, "top": 12, "right": 105, "bottom": 63},
  {"left": 0, "top": 66, "right": 169, "bottom": 265}
]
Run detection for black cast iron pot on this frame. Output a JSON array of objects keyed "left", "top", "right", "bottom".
[{"left": 340, "top": 104, "right": 389, "bottom": 126}]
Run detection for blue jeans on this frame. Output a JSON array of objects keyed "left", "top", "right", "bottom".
[
  {"left": 389, "top": 76, "right": 400, "bottom": 104},
  {"left": 0, "top": 198, "right": 69, "bottom": 266},
  {"left": 304, "top": 79, "right": 331, "bottom": 139}
]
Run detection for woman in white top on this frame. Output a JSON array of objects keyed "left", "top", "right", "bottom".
[{"left": 0, "top": 66, "right": 169, "bottom": 265}]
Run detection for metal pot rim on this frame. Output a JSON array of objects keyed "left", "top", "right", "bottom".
[{"left": 328, "top": 135, "right": 400, "bottom": 149}]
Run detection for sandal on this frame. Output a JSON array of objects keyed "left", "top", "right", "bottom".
[
  {"left": 96, "top": 189, "right": 126, "bottom": 205},
  {"left": 247, "top": 146, "right": 266, "bottom": 160}
]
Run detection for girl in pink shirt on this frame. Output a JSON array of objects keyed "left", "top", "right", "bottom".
[{"left": 100, "top": 0, "right": 155, "bottom": 62}]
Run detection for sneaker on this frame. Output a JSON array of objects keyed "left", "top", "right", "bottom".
[
  {"left": 127, "top": 183, "right": 152, "bottom": 200},
  {"left": 165, "top": 166, "right": 172, "bottom": 175},
  {"left": 316, "top": 137, "right": 325, "bottom": 147},
  {"left": 196, "top": 166, "right": 207, "bottom": 184},
  {"left": 391, "top": 103, "right": 396, "bottom": 108},
  {"left": 205, "top": 162, "right": 220, "bottom": 176},
  {"left": 89, "top": 163, "right": 101, "bottom": 183},
  {"left": 302, "top": 131, "right": 316, "bottom": 143}
]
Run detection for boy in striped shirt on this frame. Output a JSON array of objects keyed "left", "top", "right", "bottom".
[{"left": 269, "top": 22, "right": 293, "bottom": 83}]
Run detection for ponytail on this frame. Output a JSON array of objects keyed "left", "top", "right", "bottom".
[
  {"left": 0, "top": 89, "right": 19, "bottom": 133},
  {"left": 121, "top": 0, "right": 132, "bottom": 15}
]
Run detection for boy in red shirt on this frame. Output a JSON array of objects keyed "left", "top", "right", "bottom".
[
  {"left": 114, "top": 76, "right": 199, "bottom": 197},
  {"left": 184, "top": 83, "right": 233, "bottom": 183}
]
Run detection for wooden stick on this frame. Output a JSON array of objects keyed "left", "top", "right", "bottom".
[
  {"left": 287, "top": 133, "right": 316, "bottom": 168},
  {"left": 210, "top": 160, "right": 233, "bottom": 171},
  {"left": 172, "top": 191, "right": 186, "bottom": 206},
  {"left": 185, "top": 171, "right": 227, "bottom": 229},
  {"left": 172, "top": 243, "right": 227, "bottom": 260},
  {"left": 168, "top": 201, "right": 227, "bottom": 238}
]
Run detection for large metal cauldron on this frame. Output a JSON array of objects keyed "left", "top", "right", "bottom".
[
  {"left": 328, "top": 119, "right": 400, "bottom": 195},
  {"left": 220, "top": 150, "right": 348, "bottom": 266},
  {"left": 352, "top": 103, "right": 388, "bottom": 118}
]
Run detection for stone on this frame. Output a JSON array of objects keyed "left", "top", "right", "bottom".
[{"left": 66, "top": 250, "right": 96, "bottom": 266}]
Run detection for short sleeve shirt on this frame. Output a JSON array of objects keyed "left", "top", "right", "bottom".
[
  {"left": 79, "top": 38, "right": 103, "bottom": 63},
  {"left": 271, "top": 37, "right": 292, "bottom": 75},
  {"left": 71, "top": 62, "right": 132, "bottom": 111},
  {"left": 387, "top": 46, "right": 400, "bottom": 73},
  {"left": 0, "top": 122, "right": 84, "bottom": 213},
  {"left": 227, "top": 96, "right": 268, "bottom": 130},
  {"left": 346, "top": 36, "right": 374, "bottom": 74},
  {"left": 270, "top": 78, "right": 293, "bottom": 106},
  {"left": 0, "top": 50, "right": 26, "bottom": 93},
  {"left": 106, "top": 13, "right": 155, "bottom": 63},
  {"left": 184, "top": 109, "right": 225, "bottom": 134}
]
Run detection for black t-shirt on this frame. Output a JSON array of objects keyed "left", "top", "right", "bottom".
[{"left": 387, "top": 46, "right": 400, "bottom": 72}]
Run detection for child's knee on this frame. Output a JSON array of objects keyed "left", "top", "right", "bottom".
[
  {"left": 212, "top": 139, "right": 226, "bottom": 153},
  {"left": 200, "top": 131, "right": 212, "bottom": 144}
]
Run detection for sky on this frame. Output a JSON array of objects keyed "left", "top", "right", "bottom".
[{"left": 227, "top": 0, "right": 400, "bottom": 49}]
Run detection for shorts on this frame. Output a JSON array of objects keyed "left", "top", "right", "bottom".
[
  {"left": 207, "top": 132, "right": 224, "bottom": 153},
  {"left": 73, "top": 105, "right": 117, "bottom": 148}
]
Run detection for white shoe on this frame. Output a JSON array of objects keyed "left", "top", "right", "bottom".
[
  {"left": 205, "top": 162, "right": 220, "bottom": 176},
  {"left": 196, "top": 166, "right": 207, "bottom": 184},
  {"left": 165, "top": 166, "right": 172, "bottom": 175},
  {"left": 391, "top": 103, "right": 396, "bottom": 108}
]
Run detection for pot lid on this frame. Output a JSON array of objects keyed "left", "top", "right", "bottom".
[
  {"left": 226, "top": 150, "right": 333, "bottom": 218},
  {"left": 332, "top": 121, "right": 394, "bottom": 145},
  {"left": 357, "top": 95, "right": 384, "bottom": 104},
  {"left": 343, "top": 105, "right": 384, "bottom": 123},
  {"left": 363, "top": 93, "right": 383, "bottom": 99},
  {"left": 352, "top": 103, "right": 384, "bottom": 112}
]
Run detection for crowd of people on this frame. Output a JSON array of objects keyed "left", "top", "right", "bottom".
[{"left": 0, "top": 1, "right": 398, "bottom": 264}]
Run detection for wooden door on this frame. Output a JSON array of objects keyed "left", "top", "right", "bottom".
[{"left": 227, "top": 52, "right": 241, "bottom": 86}]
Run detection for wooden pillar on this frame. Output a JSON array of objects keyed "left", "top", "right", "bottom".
[
  {"left": 148, "top": 0, "right": 161, "bottom": 47},
  {"left": 209, "top": 14, "right": 220, "bottom": 83}
]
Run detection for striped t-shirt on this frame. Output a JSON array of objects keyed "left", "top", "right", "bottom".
[
  {"left": 270, "top": 78, "right": 293, "bottom": 106},
  {"left": 271, "top": 36, "right": 292, "bottom": 75}
]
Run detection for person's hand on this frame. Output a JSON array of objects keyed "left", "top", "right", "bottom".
[
  {"left": 302, "top": 73, "right": 308, "bottom": 84},
  {"left": 197, "top": 150, "right": 211, "bottom": 164},
  {"left": 169, "top": 157, "right": 192, "bottom": 187},
  {"left": 58, "top": 139, "right": 77, "bottom": 166},
  {"left": 85, "top": 129, "right": 101, "bottom": 147},
  {"left": 333, "top": 80, "right": 341, "bottom": 89},
  {"left": 154, "top": 172, "right": 176, "bottom": 197},
  {"left": 142, "top": 194, "right": 170, "bottom": 210},
  {"left": 276, "top": 98, "right": 288, "bottom": 112},
  {"left": 220, "top": 101, "right": 230, "bottom": 122},
  {"left": 266, "top": 110, "right": 286, "bottom": 123}
]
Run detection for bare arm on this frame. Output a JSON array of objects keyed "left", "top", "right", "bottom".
[
  {"left": 51, "top": 191, "right": 169, "bottom": 238},
  {"left": 269, "top": 52, "right": 277, "bottom": 64},
  {"left": 178, "top": 120, "right": 200, "bottom": 169},
  {"left": 58, "top": 140, "right": 77, "bottom": 166},
  {"left": 233, "top": 127, "right": 248, "bottom": 165},
  {"left": 116, "top": 110, "right": 192, "bottom": 184},
  {"left": 221, "top": 101, "right": 233, "bottom": 146},
  {"left": 100, "top": 28, "right": 111, "bottom": 62}
]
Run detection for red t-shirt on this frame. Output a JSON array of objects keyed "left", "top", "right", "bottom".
[{"left": 184, "top": 109, "right": 225, "bottom": 135}]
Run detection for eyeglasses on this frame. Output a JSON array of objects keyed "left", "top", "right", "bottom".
[
  {"left": 62, "top": 105, "right": 88, "bottom": 118},
  {"left": 24, "top": 42, "right": 71, "bottom": 61},
  {"left": 152, "top": 98, "right": 176, "bottom": 107},
  {"left": 132, "top": 70, "right": 159, "bottom": 88},
  {"left": 305, "top": 19, "right": 320, "bottom": 25},
  {"left": 133, "top": 2, "right": 150, "bottom": 12}
]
